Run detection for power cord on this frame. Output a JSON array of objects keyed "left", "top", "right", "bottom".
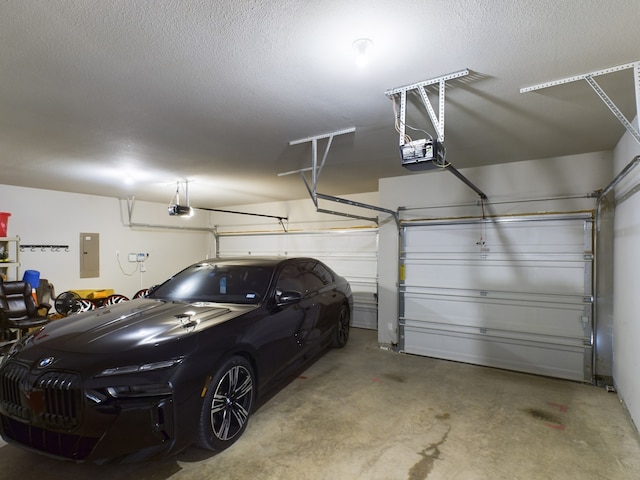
[{"left": 116, "top": 252, "right": 139, "bottom": 276}]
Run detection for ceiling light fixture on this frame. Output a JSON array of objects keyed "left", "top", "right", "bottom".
[
  {"left": 352, "top": 38, "right": 373, "bottom": 68},
  {"left": 168, "top": 180, "right": 194, "bottom": 217}
]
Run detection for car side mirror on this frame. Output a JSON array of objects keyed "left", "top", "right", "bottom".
[{"left": 277, "top": 290, "right": 302, "bottom": 306}]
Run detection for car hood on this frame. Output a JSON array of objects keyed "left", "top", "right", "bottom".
[{"left": 28, "top": 298, "right": 257, "bottom": 354}]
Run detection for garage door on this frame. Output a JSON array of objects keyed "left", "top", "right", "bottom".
[
  {"left": 400, "top": 213, "right": 593, "bottom": 382},
  {"left": 217, "top": 229, "right": 378, "bottom": 330}
]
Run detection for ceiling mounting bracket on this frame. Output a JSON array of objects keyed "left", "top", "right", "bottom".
[
  {"left": 282, "top": 127, "right": 399, "bottom": 226},
  {"left": 285, "top": 127, "right": 356, "bottom": 201},
  {"left": 520, "top": 61, "right": 640, "bottom": 145},
  {"left": 384, "top": 69, "right": 488, "bottom": 201},
  {"left": 385, "top": 68, "right": 469, "bottom": 143}
]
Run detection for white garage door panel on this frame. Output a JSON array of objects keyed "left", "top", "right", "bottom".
[
  {"left": 404, "top": 259, "right": 587, "bottom": 294},
  {"left": 218, "top": 229, "right": 378, "bottom": 330},
  {"left": 403, "top": 293, "right": 587, "bottom": 344},
  {"left": 219, "top": 234, "right": 281, "bottom": 256},
  {"left": 402, "top": 323, "right": 586, "bottom": 380},
  {"left": 404, "top": 221, "right": 587, "bottom": 254},
  {"left": 401, "top": 214, "right": 593, "bottom": 382}
]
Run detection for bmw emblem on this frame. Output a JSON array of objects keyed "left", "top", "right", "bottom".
[{"left": 37, "top": 357, "right": 54, "bottom": 369}]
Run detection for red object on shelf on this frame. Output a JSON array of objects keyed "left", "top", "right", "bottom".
[{"left": 0, "top": 212, "right": 10, "bottom": 236}]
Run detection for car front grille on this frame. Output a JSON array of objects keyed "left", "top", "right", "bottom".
[
  {"left": 0, "top": 362, "right": 93, "bottom": 459},
  {"left": 0, "top": 362, "right": 30, "bottom": 420},
  {"left": 35, "top": 371, "right": 83, "bottom": 428},
  {"left": 0, "top": 415, "right": 98, "bottom": 461},
  {"left": 0, "top": 362, "right": 83, "bottom": 429}
]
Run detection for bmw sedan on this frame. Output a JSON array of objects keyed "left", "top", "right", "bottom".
[{"left": 0, "top": 257, "right": 352, "bottom": 463}]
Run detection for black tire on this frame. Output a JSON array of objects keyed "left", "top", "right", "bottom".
[
  {"left": 196, "top": 356, "right": 255, "bottom": 452},
  {"left": 331, "top": 305, "right": 350, "bottom": 348}
]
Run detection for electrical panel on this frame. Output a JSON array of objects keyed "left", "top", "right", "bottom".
[{"left": 80, "top": 233, "right": 100, "bottom": 278}]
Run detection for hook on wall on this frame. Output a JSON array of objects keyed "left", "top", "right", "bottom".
[{"left": 20, "top": 244, "right": 70, "bottom": 253}]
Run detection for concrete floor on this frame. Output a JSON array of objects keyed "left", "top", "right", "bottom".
[{"left": 1, "top": 328, "right": 640, "bottom": 479}]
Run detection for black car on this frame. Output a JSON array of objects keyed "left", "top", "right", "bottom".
[{"left": 0, "top": 257, "right": 352, "bottom": 463}]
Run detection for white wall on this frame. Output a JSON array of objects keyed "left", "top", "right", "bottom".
[
  {"left": 209, "top": 193, "right": 381, "bottom": 330},
  {"left": 0, "top": 185, "right": 214, "bottom": 298},
  {"left": 612, "top": 119, "right": 640, "bottom": 430},
  {"left": 210, "top": 192, "right": 379, "bottom": 235},
  {"left": 378, "top": 151, "right": 613, "bottom": 346},
  {"left": 0, "top": 184, "right": 378, "bottom": 304}
]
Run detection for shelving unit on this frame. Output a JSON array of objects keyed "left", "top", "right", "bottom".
[{"left": 0, "top": 236, "right": 20, "bottom": 281}]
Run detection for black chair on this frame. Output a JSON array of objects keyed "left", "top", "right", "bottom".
[
  {"left": 0, "top": 281, "right": 51, "bottom": 338},
  {"left": 0, "top": 308, "right": 16, "bottom": 352}
]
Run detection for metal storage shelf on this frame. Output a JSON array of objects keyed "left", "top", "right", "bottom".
[{"left": 0, "top": 236, "right": 20, "bottom": 281}]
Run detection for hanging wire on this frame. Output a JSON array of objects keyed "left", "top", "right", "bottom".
[
  {"left": 390, "top": 92, "right": 437, "bottom": 140},
  {"left": 169, "top": 181, "right": 181, "bottom": 207},
  {"left": 116, "top": 252, "right": 139, "bottom": 276}
]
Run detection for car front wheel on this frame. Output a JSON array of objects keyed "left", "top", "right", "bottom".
[{"left": 196, "top": 356, "right": 255, "bottom": 452}]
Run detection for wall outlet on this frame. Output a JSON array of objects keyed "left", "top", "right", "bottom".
[{"left": 128, "top": 253, "right": 137, "bottom": 262}]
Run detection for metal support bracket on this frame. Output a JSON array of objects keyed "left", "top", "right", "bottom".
[
  {"left": 385, "top": 69, "right": 469, "bottom": 143},
  {"left": 384, "top": 69, "right": 488, "bottom": 202},
  {"left": 447, "top": 165, "right": 488, "bottom": 200},
  {"left": 287, "top": 127, "right": 356, "bottom": 201},
  {"left": 283, "top": 127, "right": 399, "bottom": 226},
  {"left": 520, "top": 61, "right": 640, "bottom": 145}
]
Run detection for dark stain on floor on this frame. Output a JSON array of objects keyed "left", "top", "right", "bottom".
[
  {"left": 525, "top": 408, "right": 562, "bottom": 425},
  {"left": 408, "top": 427, "right": 451, "bottom": 480},
  {"left": 381, "top": 372, "right": 407, "bottom": 383}
]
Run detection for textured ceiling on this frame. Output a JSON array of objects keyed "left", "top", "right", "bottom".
[{"left": 1, "top": 0, "right": 639, "bottom": 208}]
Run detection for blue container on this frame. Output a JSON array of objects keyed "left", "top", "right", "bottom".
[{"left": 23, "top": 269, "right": 40, "bottom": 289}]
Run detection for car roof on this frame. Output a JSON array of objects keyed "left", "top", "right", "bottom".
[{"left": 195, "top": 257, "right": 320, "bottom": 268}]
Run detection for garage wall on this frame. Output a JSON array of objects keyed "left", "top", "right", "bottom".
[
  {"left": 612, "top": 118, "right": 640, "bottom": 431},
  {"left": 210, "top": 192, "right": 379, "bottom": 234},
  {"left": 0, "top": 184, "right": 214, "bottom": 297},
  {"left": 217, "top": 229, "right": 378, "bottom": 329},
  {"left": 210, "top": 192, "right": 380, "bottom": 329},
  {"left": 0, "top": 184, "right": 379, "bottom": 317},
  {"left": 378, "top": 151, "right": 613, "bottom": 349}
]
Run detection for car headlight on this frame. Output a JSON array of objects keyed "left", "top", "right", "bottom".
[
  {"left": 96, "top": 357, "right": 184, "bottom": 377},
  {"left": 105, "top": 384, "right": 173, "bottom": 398}
]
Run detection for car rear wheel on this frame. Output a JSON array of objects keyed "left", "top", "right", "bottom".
[
  {"left": 196, "top": 356, "right": 255, "bottom": 451},
  {"left": 332, "top": 305, "right": 350, "bottom": 348}
]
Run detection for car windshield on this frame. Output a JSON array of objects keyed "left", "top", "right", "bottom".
[{"left": 149, "top": 263, "right": 274, "bottom": 304}]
